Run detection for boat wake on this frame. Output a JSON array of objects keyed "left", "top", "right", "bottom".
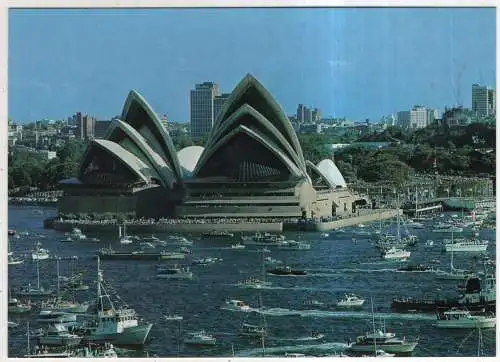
[
  {"left": 235, "top": 342, "right": 348, "bottom": 357},
  {"left": 251, "top": 307, "right": 435, "bottom": 321},
  {"left": 307, "top": 267, "right": 397, "bottom": 275},
  {"left": 268, "top": 335, "right": 325, "bottom": 342}
]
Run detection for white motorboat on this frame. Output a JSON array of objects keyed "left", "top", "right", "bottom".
[
  {"left": 434, "top": 308, "right": 496, "bottom": 329},
  {"left": 284, "top": 352, "right": 306, "bottom": 357},
  {"left": 240, "top": 322, "right": 266, "bottom": 337},
  {"left": 164, "top": 314, "right": 183, "bottom": 321},
  {"left": 241, "top": 232, "right": 286, "bottom": 245},
  {"left": 432, "top": 223, "right": 463, "bottom": 233},
  {"left": 118, "top": 224, "right": 133, "bottom": 244},
  {"left": 348, "top": 329, "right": 419, "bottom": 354},
  {"left": 277, "top": 240, "right": 311, "bottom": 250},
  {"left": 223, "top": 299, "right": 251, "bottom": 312},
  {"left": 237, "top": 278, "right": 272, "bottom": 289},
  {"left": 67, "top": 228, "right": 87, "bottom": 240},
  {"left": 382, "top": 247, "right": 410, "bottom": 261},
  {"left": 73, "top": 257, "right": 153, "bottom": 346},
  {"left": 8, "top": 255, "right": 24, "bottom": 265},
  {"left": 184, "top": 330, "right": 216, "bottom": 346},
  {"left": 8, "top": 298, "right": 32, "bottom": 313},
  {"left": 231, "top": 243, "right": 246, "bottom": 249},
  {"left": 444, "top": 238, "right": 488, "bottom": 253},
  {"left": 337, "top": 293, "right": 365, "bottom": 308},
  {"left": 36, "top": 310, "right": 77, "bottom": 324},
  {"left": 38, "top": 324, "right": 83, "bottom": 346},
  {"left": 31, "top": 243, "right": 50, "bottom": 260},
  {"left": 156, "top": 265, "right": 193, "bottom": 279}
]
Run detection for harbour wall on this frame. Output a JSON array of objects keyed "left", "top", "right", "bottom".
[
  {"left": 51, "top": 220, "right": 284, "bottom": 234},
  {"left": 284, "top": 209, "right": 401, "bottom": 232}
]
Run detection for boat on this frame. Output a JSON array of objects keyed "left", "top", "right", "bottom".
[
  {"left": 184, "top": 330, "right": 216, "bottom": 346},
  {"left": 348, "top": 329, "right": 418, "bottom": 354},
  {"left": 38, "top": 324, "right": 83, "bottom": 346},
  {"left": 8, "top": 255, "right": 24, "bottom": 265},
  {"left": 118, "top": 224, "right": 133, "bottom": 245},
  {"left": 284, "top": 352, "right": 306, "bottom": 357},
  {"left": 36, "top": 310, "right": 77, "bottom": 324},
  {"left": 72, "top": 257, "right": 153, "bottom": 346},
  {"left": 72, "top": 342, "right": 118, "bottom": 358},
  {"left": 264, "top": 256, "right": 282, "bottom": 265},
  {"left": 277, "top": 240, "right": 311, "bottom": 250},
  {"left": 8, "top": 229, "right": 16, "bottom": 236},
  {"left": 156, "top": 265, "right": 193, "bottom": 279},
  {"left": 391, "top": 274, "right": 496, "bottom": 313},
  {"left": 382, "top": 247, "right": 410, "bottom": 261},
  {"left": 237, "top": 278, "right": 272, "bottom": 289},
  {"left": 223, "top": 299, "right": 251, "bottom": 312},
  {"left": 168, "top": 235, "right": 193, "bottom": 246},
  {"left": 8, "top": 321, "right": 19, "bottom": 329},
  {"left": 231, "top": 243, "right": 246, "bottom": 249},
  {"left": 241, "top": 232, "right": 286, "bottom": 245},
  {"left": 267, "top": 266, "right": 306, "bottom": 276},
  {"left": 240, "top": 322, "right": 266, "bottom": 337},
  {"left": 31, "top": 243, "right": 50, "bottom": 260},
  {"left": 66, "top": 228, "right": 87, "bottom": 240},
  {"left": 435, "top": 245, "right": 476, "bottom": 280},
  {"left": 336, "top": 294, "right": 365, "bottom": 308},
  {"left": 397, "top": 264, "right": 433, "bottom": 272},
  {"left": 434, "top": 308, "right": 496, "bottom": 329},
  {"left": 41, "top": 298, "right": 90, "bottom": 314},
  {"left": 17, "top": 258, "right": 53, "bottom": 297},
  {"left": 164, "top": 314, "right": 183, "bottom": 321},
  {"left": 191, "top": 257, "right": 223, "bottom": 265},
  {"left": 443, "top": 237, "right": 488, "bottom": 253},
  {"left": 97, "top": 247, "right": 185, "bottom": 261},
  {"left": 363, "top": 350, "right": 396, "bottom": 357},
  {"left": 8, "top": 297, "right": 32, "bottom": 313},
  {"left": 432, "top": 222, "right": 463, "bottom": 233},
  {"left": 202, "top": 230, "right": 234, "bottom": 238},
  {"left": 303, "top": 299, "right": 324, "bottom": 307},
  {"left": 320, "top": 232, "right": 329, "bottom": 237}
]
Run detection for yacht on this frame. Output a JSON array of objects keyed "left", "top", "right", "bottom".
[
  {"left": 67, "top": 228, "right": 87, "bottom": 240},
  {"left": 241, "top": 232, "right": 286, "bottom": 245},
  {"left": 336, "top": 294, "right": 365, "bottom": 308},
  {"left": 231, "top": 243, "right": 246, "bottom": 249},
  {"left": 72, "top": 257, "right": 153, "bottom": 346},
  {"left": 184, "top": 330, "right": 216, "bottom": 346},
  {"left": 156, "top": 265, "right": 193, "bottom": 279},
  {"left": 277, "top": 240, "right": 311, "bottom": 250},
  {"left": 432, "top": 223, "right": 463, "bottom": 233},
  {"left": 382, "top": 247, "right": 410, "bottom": 261},
  {"left": 38, "top": 324, "right": 83, "bottom": 346},
  {"left": 443, "top": 238, "right": 488, "bottom": 253},
  {"left": 36, "top": 310, "right": 77, "bottom": 324},
  {"left": 237, "top": 278, "right": 272, "bottom": 289},
  {"left": 18, "top": 258, "right": 53, "bottom": 297},
  {"left": 8, "top": 298, "right": 32, "bottom": 313},
  {"left": 223, "top": 299, "right": 251, "bottom": 312},
  {"left": 435, "top": 247, "right": 476, "bottom": 280},
  {"left": 348, "top": 329, "right": 419, "bottom": 354},
  {"left": 434, "top": 308, "right": 496, "bottom": 329}
]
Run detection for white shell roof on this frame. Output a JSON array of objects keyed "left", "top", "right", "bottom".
[
  {"left": 178, "top": 146, "right": 204, "bottom": 177},
  {"left": 316, "top": 159, "right": 347, "bottom": 188}
]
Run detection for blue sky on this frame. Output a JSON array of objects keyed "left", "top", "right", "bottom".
[{"left": 8, "top": 7, "right": 496, "bottom": 123}]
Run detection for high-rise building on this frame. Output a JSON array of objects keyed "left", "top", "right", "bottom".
[
  {"left": 296, "top": 104, "right": 319, "bottom": 124},
  {"left": 190, "top": 82, "right": 220, "bottom": 139},
  {"left": 94, "top": 120, "right": 111, "bottom": 139},
  {"left": 472, "top": 84, "right": 496, "bottom": 117},
  {"left": 75, "top": 112, "right": 96, "bottom": 140},
  {"left": 214, "top": 93, "right": 231, "bottom": 122},
  {"left": 397, "top": 106, "right": 436, "bottom": 129},
  {"left": 312, "top": 108, "right": 321, "bottom": 123}
]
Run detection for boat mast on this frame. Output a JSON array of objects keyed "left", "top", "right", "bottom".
[
  {"left": 56, "top": 258, "right": 60, "bottom": 297},
  {"left": 36, "top": 258, "right": 40, "bottom": 290},
  {"left": 26, "top": 322, "right": 30, "bottom": 355},
  {"left": 371, "top": 297, "right": 377, "bottom": 354},
  {"left": 396, "top": 194, "right": 401, "bottom": 241},
  {"left": 97, "top": 256, "right": 103, "bottom": 313},
  {"left": 415, "top": 185, "right": 418, "bottom": 219}
]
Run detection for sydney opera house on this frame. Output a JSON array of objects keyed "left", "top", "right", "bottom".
[{"left": 58, "top": 74, "right": 358, "bottom": 220}]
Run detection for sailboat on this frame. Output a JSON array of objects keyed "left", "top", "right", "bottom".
[
  {"left": 71, "top": 257, "right": 153, "bottom": 346},
  {"left": 8, "top": 238, "right": 24, "bottom": 265},
  {"left": 39, "top": 259, "right": 90, "bottom": 314},
  {"left": 376, "top": 197, "right": 416, "bottom": 250},
  {"left": 17, "top": 258, "right": 53, "bottom": 297},
  {"left": 435, "top": 237, "right": 476, "bottom": 280}
]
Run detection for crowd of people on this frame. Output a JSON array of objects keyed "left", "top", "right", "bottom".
[{"left": 56, "top": 216, "right": 300, "bottom": 225}]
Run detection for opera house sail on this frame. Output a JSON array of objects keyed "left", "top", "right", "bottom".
[{"left": 58, "top": 74, "right": 357, "bottom": 220}]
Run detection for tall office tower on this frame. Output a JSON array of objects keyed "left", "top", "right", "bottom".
[
  {"left": 312, "top": 108, "right": 321, "bottom": 123},
  {"left": 74, "top": 112, "right": 84, "bottom": 139},
  {"left": 82, "top": 115, "right": 96, "bottom": 140},
  {"left": 214, "top": 93, "right": 231, "bottom": 122},
  {"left": 303, "top": 107, "right": 313, "bottom": 123},
  {"left": 472, "top": 84, "right": 495, "bottom": 117},
  {"left": 94, "top": 120, "right": 111, "bottom": 139},
  {"left": 190, "top": 82, "right": 220, "bottom": 139},
  {"left": 296, "top": 104, "right": 306, "bottom": 124}
]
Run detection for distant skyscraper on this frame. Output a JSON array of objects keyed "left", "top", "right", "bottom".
[
  {"left": 296, "top": 104, "right": 319, "bottom": 124},
  {"left": 312, "top": 108, "right": 321, "bottom": 123},
  {"left": 397, "top": 106, "right": 437, "bottom": 129},
  {"left": 75, "top": 113, "right": 96, "bottom": 140},
  {"left": 296, "top": 104, "right": 305, "bottom": 124},
  {"left": 472, "top": 84, "right": 495, "bottom": 117},
  {"left": 190, "top": 82, "right": 220, "bottom": 139},
  {"left": 94, "top": 120, "right": 111, "bottom": 139},
  {"left": 214, "top": 93, "right": 231, "bottom": 122}
]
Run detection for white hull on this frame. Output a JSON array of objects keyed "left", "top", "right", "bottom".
[
  {"left": 349, "top": 342, "right": 418, "bottom": 354},
  {"left": 184, "top": 339, "right": 216, "bottom": 346},
  {"left": 434, "top": 317, "right": 496, "bottom": 329},
  {"left": 337, "top": 302, "right": 365, "bottom": 308},
  {"left": 444, "top": 245, "right": 487, "bottom": 252},
  {"left": 156, "top": 273, "right": 193, "bottom": 279}
]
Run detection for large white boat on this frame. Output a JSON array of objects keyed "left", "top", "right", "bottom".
[
  {"left": 8, "top": 298, "right": 32, "bottom": 313},
  {"left": 444, "top": 238, "right": 488, "bottom": 253},
  {"left": 223, "top": 299, "right": 251, "bottom": 312},
  {"left": 237, "top": 278, "right": 272, "bottom": 289},
  {"left": 31, "top": 243, "right": 50, "bottom": 261},
  {"left": 73, "top": 257, "right": 153, "bottom": 346},
  {"left": 36, "top": 310, "right": 77, "bottom": 324},
  {"left": 184, "top": 330, "right": 216, "bottom": 346},
  {"left": 241, "top": 232, "right": 286, "bottom": 245},
  {"left": 38, "top": 324, "right": 83, "bottom": 346},
  {"left": 348, "top": 329, "right": 419, "bottom": 354},
  {"left": 434, "top": 308, "right": 496, "bottom": 329},
  {"left": 66, "top": 228, "right": 87, "bottom": 240},
  {"left": 336, "top": 294, "right": 365, "bottom": 308},
  {"left": 382, "top": 247, "right": 410, "bottom": 261},
  {"left": 277, "top": 240, "right": 311, "bottom": 250},
  {"left": 156, "top": 265, "right": 193, "bottom": 279},
  {"left": 240, "top": 322, "right": 266, "bottom": 337}
]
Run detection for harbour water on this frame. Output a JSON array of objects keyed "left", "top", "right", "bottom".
[{"left": 8, "top": 205, "right": 496, "bottom": 357}]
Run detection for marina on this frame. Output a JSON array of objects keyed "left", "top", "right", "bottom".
[{"left": 7, "top": 205, "right": 496, "bottom": 357}]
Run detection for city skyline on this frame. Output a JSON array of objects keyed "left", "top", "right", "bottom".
[{"left": 9, "top": 7, "right": 496, "bottom": 122}]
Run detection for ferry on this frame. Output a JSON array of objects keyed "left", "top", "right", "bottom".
[
  {"left": 156, "top": 265, "right": 193, "bottom": 279},
  {"left": 348, "top": 329, "right": 419, "bottom": 354},
  {"left": 202, "top": 230, "right": 234, "bottom": 238},
  {"left": 267, "top": 266, "right": 306, "bottom": 276},
  {"left": 434, "top": 308, "right": 496, "bottom": 329},
  {"left": 223, "top": 299, "right": 251, "bottom": 312}
]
